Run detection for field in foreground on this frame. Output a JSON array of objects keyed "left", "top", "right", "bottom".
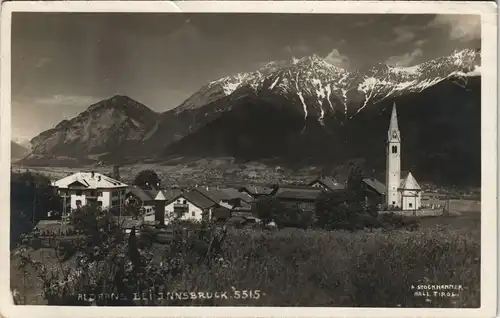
[{"left": 11, "top": 213, "right": 480, "bottom": 307}]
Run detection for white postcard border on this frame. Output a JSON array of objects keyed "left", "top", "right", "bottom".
[{"left": 0, "top": 1, "right": 497, "bottom": 318}]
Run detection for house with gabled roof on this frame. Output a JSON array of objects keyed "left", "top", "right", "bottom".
[
  {"left": 238, "top": 184, "right": 275, "bottom": 199},
  {"left": 193, "top": 185, "right": 254, "bottom": 213},
  {"left": 361, "top": 177, "right": 386, "bottom": 206},
  {"left": 308, "top": 176, "right": 345, "bottom": 192},
  {"left": 52, "top": 171, "right": 127, "bottom": 211},
  {"left": 126, "top": 186, "right": 182, "bottom": 218},
  {"left": 146, "top": 189, "right": 230, "bottom": 224},
  {"left": 273, "top": 185, "right": 323, "bottom": 212}
]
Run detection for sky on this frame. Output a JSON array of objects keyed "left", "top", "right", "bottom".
[{"left": 11, "top": 13, "right": 480, "bottom": 141}]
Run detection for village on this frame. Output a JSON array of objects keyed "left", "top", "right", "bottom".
[
  {"left": 10, "top": 106, "right": 482, "bottom": 308},
  {"left": 25, "top": 104, "right": 476, "bottom": 239}
]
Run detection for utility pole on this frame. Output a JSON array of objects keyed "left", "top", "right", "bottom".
[
  {"left": 32, "top": 183, "right": 37, "bottom": 226},
  {"left": 60, "top": 194, "right": 66, "bottom": 235}
]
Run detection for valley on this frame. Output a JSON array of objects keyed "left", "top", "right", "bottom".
[{"left": 15, "top": 48, "right": 481, "bottom": 187}]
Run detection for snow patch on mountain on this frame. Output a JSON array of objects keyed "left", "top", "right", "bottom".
[{"left": 178, "top": 48, "right": 480, "bottom": 124}]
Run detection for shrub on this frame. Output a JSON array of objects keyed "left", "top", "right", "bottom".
[
  {"left": 252, "top": 196, "right": 285, "bottom": 224},
  {"left": 275, "top": 205, "right": 316, "bottom": 229}
]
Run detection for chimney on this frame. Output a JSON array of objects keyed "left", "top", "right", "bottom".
[
  {"left": 98, "top": 176, "right": 101, "bottom": 182},
  {"left": 206, "top": 186, "right": 209, "bottom": 191},
  {"left": 91, "top": 171, "right": 95, "bottom": 178}
]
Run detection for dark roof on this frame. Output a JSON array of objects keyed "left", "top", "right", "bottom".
[
  {"left": 162, "top": 188, "right": 183, "bottom": 201},
  {"left": 275, "top": 190, "right": 322, "bottom": 201},
  {"left": 217, "top": 188, "right": 254, "bottom": 203},
  {"left": 275, "top": 186, "right": 322, "bottom": 201},
  {"left": 193, "top": 187, "right": 227, "bottom": 203},
  {"left": 239, "top": 184, "right": 274, "bottom": 195},
  {"left": 308, "top": 177, "right": 344, "bottom": 191},
  {"left": 167, "top": 190, "right": 218, "bottom": 209},
  {"left": 362, "top": 178, "right": 386, "bottom": 195},
  {"left": 127, "top": 186, "right": 183, "bottom": 203},
  {"left": 127, "top": 186, "right": 155, "bottom": 202},
  {"left": 278, "top": 184, "right": 322, "bottom": 191}
]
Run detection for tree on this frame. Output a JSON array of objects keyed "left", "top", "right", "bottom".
[
  {"left": 315, "top": 190, "right": 360, "bottom": 230},
  {"left": 133, "top": 170, "right": 161, "bottom": 189},
  {"left": 346, "top": 162, "right": 365, "bottom": 201},
  {"left": 19, "top": 205, "right": 229, "bottom": 306},
  {"left": 11, "top": 171, "right": 62, "bottom": 248},
  {"left": 124, "top": 199, "right": 142, "bottom": 218},
  {"left": 275, "top": 205, "right": 316, "bottom": 229},
  {"left": 252, "top": 196, "right": 285, "bottom": 224}
]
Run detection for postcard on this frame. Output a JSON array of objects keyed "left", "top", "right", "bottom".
[{"left": 0, "top": 1, "right": 497, "bottom": 318}]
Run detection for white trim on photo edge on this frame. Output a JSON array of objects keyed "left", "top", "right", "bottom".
[{"left": 0, "top": 1, "right": 497, "bottom": 318}]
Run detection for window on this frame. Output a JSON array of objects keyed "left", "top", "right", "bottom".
[
  {"left": 191, "top": 211, "right": 196, "bottom": 217},
  {"left": 76, "top": 200, "right": 82, "bottom": 207},
  {"left": 391, "top": 145, "right": 397, "bottom": 154},
  {"left": 76, "top": 190, "right": 83, "bottom": 196},
  {"left": 90, "top": 191, "right": 96, "bottom": 197},
  {"left": 409, "top": 203, "right": 413, "bottom": 208},
  {"left": 392, "top": 201, "right": 396, "bottom": 205},
  {"left": 98, "top": 191, "right": 103, "bottom": 197},
  {"left": 183, "top": 200, "right": 187, "bottom": 204}
]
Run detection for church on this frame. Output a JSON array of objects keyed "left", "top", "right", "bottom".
[{"left": 386, "top": 103, "right": 422, "bottom": 211}]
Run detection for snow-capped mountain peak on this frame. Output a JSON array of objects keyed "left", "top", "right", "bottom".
[{"left": 174, "top": 48, "right": 480, "bottom": 123}]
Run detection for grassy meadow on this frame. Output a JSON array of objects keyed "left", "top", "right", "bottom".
[
  {"left": 11, "top": 213, "right": 480, "bottom": 307},
  {"left": 180, "top": 216, "right": 480, "bottom": 307}
]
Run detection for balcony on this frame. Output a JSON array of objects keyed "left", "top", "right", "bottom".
[{"left": 173, "top": 203, "right": 188, "bottom": 208}]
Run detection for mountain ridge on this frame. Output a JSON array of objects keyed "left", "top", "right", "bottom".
[{"left": 22, "top": 48, "right": 481, "bottom": 186}]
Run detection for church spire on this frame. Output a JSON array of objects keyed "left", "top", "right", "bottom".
[
  {"left": 388, "top": 102, "right": 400, "bottom": 142},
  {"left": 389, "top": 102, "right": 399, "bottom": 132}
]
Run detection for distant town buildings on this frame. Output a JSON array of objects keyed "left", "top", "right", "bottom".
[{"left": 46, "top": 102, "right": 428, "bottom": 224}]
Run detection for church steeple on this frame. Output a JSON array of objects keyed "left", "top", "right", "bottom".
[
  {"left": 388, "top": 102, "right": 400, "bottom": 142},
  {"left": 386, "top": 102, "right": 401, "bottom": 208},
  {"left": 389, "top": 102, "right": 399, "bottom": 131}
]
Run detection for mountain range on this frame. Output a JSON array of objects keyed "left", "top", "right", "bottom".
[
  {"left": 11, "top": 141, "right": 29, "bottom": 161},
  {"left": 20, "top": 48, "right": 481, "bottom": 186}
]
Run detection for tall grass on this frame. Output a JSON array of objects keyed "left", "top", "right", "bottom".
[
  {"left": 12, "top": 222, "right": 480, "bottom": 307},
  {"left": 185, "top": 227, "right": 480, "bottom": 307}
]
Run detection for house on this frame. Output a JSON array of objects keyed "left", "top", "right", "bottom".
[
  {"left": 125, "top": 186, "right": 182, "bottom": 217},
  {"left": 145, "top": 190, "right": 226, "bottom": 224},
  {"left": 308, "top": 176, "right": 345, "bottom": 192},
  {"left": 52, "top": 172, "right": 128, "bottom": 212},
  {"left": 194, "top": 186, "right": 254, "bottom": 213},
  {"left": 273, "top": 185, "right": 323, "bottom": 212},
  {"left": 238, "top": 184, "right": 275, "bottom": 199},
  {"left": 361, "top": 177, "right": 386, "bottom": 206},
  {"left": 125, "top": 186, "right": 157, "bottom": 215}
]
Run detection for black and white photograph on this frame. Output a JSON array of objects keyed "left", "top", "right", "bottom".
[{"left": 1, "top": 1, "right": 497, "bottom": 317}]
